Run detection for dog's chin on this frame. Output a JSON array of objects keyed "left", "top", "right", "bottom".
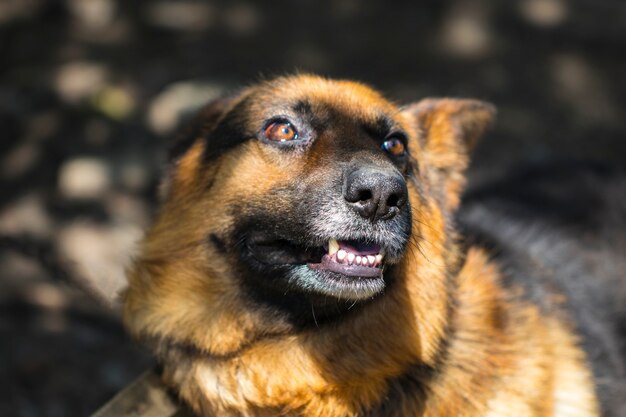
[{"left": 287, "top": 264, "right": 386, "bottom": 300}]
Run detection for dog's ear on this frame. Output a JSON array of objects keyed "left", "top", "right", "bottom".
[
  {"left": 159, "top": 96, "right": 238, "bottom": 199},
  {"left": 402, "top": 98, "right": 496, "bottom": 210}
]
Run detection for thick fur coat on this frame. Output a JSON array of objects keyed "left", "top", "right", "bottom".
[{"left": 123, "top": 75, "right": 625, "bottom": 416}]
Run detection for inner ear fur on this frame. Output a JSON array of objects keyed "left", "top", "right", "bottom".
[
  {"left": 159, "top": 95, "right": 240, "bottom": 200},
  {"left": 402, "top": 98, "right": 496, "bottom": 209}
]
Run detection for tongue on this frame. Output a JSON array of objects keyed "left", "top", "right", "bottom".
[{"left": 338, "top": 240, "right": 381, "bottom": 256}]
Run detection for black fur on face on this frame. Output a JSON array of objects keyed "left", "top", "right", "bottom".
[{"left": 228, "top": 178, "right": 412, "bottom": 324}]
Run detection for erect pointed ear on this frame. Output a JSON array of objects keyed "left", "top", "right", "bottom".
[{"left": 402, "top": 98, "right": 496, "bottom": 210}]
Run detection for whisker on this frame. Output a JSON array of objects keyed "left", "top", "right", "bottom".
[{"left": 311, "top": 304, "right": 319, "bottom": 328}]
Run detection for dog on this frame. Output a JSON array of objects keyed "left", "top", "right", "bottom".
[{"left": 122, "top": 75, "right": 625, "bottom": 416}]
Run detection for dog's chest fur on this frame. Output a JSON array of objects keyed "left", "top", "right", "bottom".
[{"left": 154, "top": 248, "right": 600, "bottom": 417}]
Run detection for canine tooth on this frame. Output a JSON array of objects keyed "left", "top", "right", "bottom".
[
  {"left": 375, "top": 254, "right": 383, "bottom": 264},
  {"left": 328, "top": 239, "right": 339, "bottom": 255},
  {"left": 367, "top": 255, "right": 376, "bottom": 265},
  {"left": 337, "top": 249, "right": 347, "bottom": 262},
  {"left": 356, "top": 256, "right": 362, "bottom": 265},
  {"left": 347, "top": 253, "right": 355, "bottom": 264}
]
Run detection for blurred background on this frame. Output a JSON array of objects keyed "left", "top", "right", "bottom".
[{"left": 1, "top": 0, "right": 625, "bottom": 416}]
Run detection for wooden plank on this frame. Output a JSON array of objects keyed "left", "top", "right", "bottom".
[{"left": 90, "top": 368, "right": 194, "bottom": 417}]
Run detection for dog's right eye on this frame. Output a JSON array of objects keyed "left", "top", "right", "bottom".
[
  {"left": 264, "top": 122, "right": 298, "bottom": 142},
  {"left": 382, "top": 137, "right": 406, "bottom": 157}
]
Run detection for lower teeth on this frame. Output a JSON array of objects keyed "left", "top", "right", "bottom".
[
  {"left": 332, "top": 254, "right": 379, "bottom": 268},
  {"left": 327, "top": 244, "right": 383, "bottom": 268}
]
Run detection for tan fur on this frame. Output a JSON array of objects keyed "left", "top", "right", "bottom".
[{"left": 123, "top": 75, "right": 599, "bottom": 416}]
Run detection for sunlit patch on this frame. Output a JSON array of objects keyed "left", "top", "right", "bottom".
[{"left": 518, "top": 0, "right": 567, "bottom": 27}]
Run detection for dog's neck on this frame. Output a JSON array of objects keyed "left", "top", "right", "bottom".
[
  {"left": 151, "top": 234, "right": 598, "bottom": 417},
  {"left": 155, "top": 250, "right": 463, "bottom": 416},
  {"left": 157, "top": 277, "right": 439, "bottom": 416}
]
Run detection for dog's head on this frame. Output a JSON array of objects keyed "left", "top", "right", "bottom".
[{"left": 123, "top": 75, "right": 494, "bottom": 356}]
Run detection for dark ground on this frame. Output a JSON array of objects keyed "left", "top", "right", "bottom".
[{"left": 1, "top": 1, "right": 625, "bottom": 416}]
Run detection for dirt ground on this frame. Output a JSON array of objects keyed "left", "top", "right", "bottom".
[{"left": 1, "top": 1, "right": 625, "bottom": 416}]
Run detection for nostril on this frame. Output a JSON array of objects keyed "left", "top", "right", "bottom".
[
  {"left": 386, "top": 193, "right": 400, "bottom": 208},
  {"left": 358, "top": 190, "right": 373, "bottom": 202}
]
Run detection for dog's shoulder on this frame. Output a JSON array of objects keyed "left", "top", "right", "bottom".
[{"left": 457, "top": 161, "right": 626, "bottom": 417}]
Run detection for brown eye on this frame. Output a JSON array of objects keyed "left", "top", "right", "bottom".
[
  {"left": 382, "top": 137, "right": 406, "bottom": 156},
  {"left": 264, "top": 122, "right": 298, "bottom": 142}
]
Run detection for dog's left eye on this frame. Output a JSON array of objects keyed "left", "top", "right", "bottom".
[
  {"left": 382, "top": 137, "right": 406, "bottom": 156},
  {"left": 264, "top": 122, "right": 298, "bottom": 142}
]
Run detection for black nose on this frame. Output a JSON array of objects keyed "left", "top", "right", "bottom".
[{"left": 344, "top": 168, "right": 408, "bottom": 221}]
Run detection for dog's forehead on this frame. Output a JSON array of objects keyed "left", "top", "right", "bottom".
[{"left": 253, "top": 76, "right": 400, "bottom": 124}]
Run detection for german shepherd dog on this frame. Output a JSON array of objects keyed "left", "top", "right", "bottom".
[{"left": 123, "top": 75, "right": 626, "bottom": 416}]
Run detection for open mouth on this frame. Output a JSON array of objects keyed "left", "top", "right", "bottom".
[
  {"left": 247, "top": 237, "right": 386, "bottom": 278},
  {"left": 308, "top": 239, "right": 384, "bottom": 278},
  {"left": 244, "top": 231, "right": 403, "bottom": 301}
]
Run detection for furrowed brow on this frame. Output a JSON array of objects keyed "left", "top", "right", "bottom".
[
  {"left": 291, "top": 99, "right": 328, "bottom": 133},
  {"left": 363, "top": 114, "right": 394, "bottom": 139}
]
